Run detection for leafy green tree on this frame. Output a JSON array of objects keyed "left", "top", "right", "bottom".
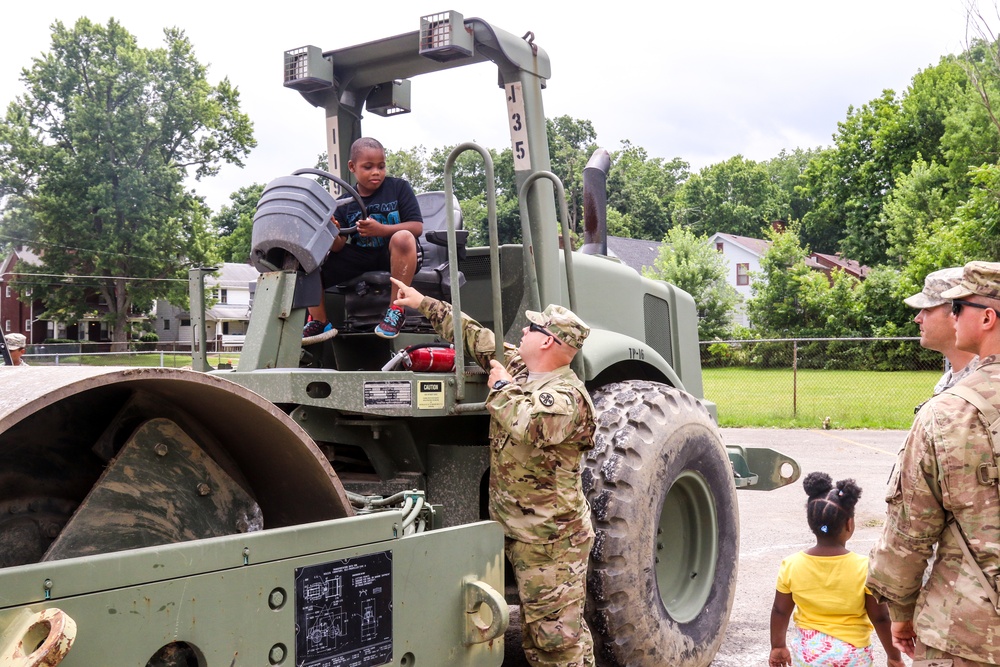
[
  {"left": 852, "top": 265, "right": 916, "bottom": 337},
  {"left": 876, "top": 158, "right": 952, "bottom": 265},
  {"left": 765, "top": 147, "right": 822, "bottom": 223},
  {"left": 215, "top": 184, "right": 264, "bottom": 263},
  {"left": 386, "top": 145, "right": 432, "bottom": 192},
  {"left": 673, "top": 155, "right": 791, "bottom": 239},
  {"left": 0, "top": 18, "right": 254, "bottom": 343},
  {"left": 799, "top": 91, "right": 904, "bottom": 265},
  {"left": 745, "top": 224, "right": 823, "bottom": 335},
  {"left": 643, "top": 226, "right": 740, "bottom": 339},
  {"left": 546, "top": 116, "right": 598, "bottom": 232},
  {"left": 607, "top": 141, "right": 689, "bottom": 240}
]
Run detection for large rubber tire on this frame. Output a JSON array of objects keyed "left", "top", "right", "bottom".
[{"left": 584, "top": 380, "right": 738, "bottom": 667}]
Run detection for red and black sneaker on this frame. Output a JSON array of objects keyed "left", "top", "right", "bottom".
[{"left": 374, "top": 305, "right": 405, "bottom": 339}]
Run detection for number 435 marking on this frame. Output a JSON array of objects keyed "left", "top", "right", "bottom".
[{"left": 505, "top": 82, "right": 531, "bottom": 170}]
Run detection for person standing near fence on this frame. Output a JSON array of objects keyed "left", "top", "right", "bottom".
[
  {"left": 905, "top": 266, "right": 978, "bottom": 395},
  {"left": 868, "top": 260, "right": 1000, "bottom": 666},
  {"left": 3, "top": 333, "right": 28, "bottom": 367}
]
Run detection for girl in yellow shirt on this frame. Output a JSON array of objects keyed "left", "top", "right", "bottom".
[{"left": 769, "top": 472, "right": 903, "bottom": 667}]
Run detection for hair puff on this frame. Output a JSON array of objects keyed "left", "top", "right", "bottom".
[{"left": 802, "top": 471, "right": 833, "bottom": 499}]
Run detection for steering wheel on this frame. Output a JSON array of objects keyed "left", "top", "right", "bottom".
[{"left": 292, "top": 168, "right": 367, "bottom": 236}]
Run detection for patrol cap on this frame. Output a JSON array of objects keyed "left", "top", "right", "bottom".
[
  {"left": 904, "top": 267, "right": 964, "bottom": 309},
  {"left": 525, "top": 304, "right": 590, "bottom": 349},
  {"left": 4, "top": 333, "right": 26, "bottom": 350},
  {"left": 940, "top": 261, "right": 1000, "bottom": 301}
]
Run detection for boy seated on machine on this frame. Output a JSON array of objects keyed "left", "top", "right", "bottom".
[{"left": 303, "top": 137, "right": 423, "bottom": 339}]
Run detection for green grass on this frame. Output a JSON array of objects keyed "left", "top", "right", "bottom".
[{"left": 703, "top": 367, "right": 940, "bottom": 429}]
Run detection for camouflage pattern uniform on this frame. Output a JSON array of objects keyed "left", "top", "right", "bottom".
[
  {"left": 869, "top": 261, "right": 1000, "bottom": 665},
  {"left": 418, "top": 297, "right": 596, "bottom": 667},
  {"left": 904, "top": 267, "right": 980, "bottom": 396}
]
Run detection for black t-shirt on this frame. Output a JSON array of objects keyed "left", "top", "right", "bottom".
[{"left": 334, "top": 176, "right": 423, "bottom": 249}]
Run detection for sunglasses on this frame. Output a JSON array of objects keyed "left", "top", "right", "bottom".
[
  {"left": 528, "top": 321, "right": 563, "bottom": 344},
  {"left": 951, "top": 299, "right": 993, "bottom": 317}
]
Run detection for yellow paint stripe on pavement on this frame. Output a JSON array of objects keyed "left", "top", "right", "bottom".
[{"left": 809, "top": 430, "right": 897, "bottom": 456}]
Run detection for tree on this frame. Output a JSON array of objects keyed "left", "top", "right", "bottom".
[
  {"left": 876, "top": 158, "right": 952, "bottom": 265},
  {"left": 765, "top": 147, "right": 822, "bottom": 223},
  {"left": 643, "top": 226, "right": 740, "bottom": 339},
  {"left": 745, "top": 224, "right": 823, "bottom": 335},
  {"left": 214, "top": 184, "right": 264, "bottom": 263},
  {"left": 546, "top": 116, "right": 598, "bottom": 233},
  {"left": 0, "top": 18, "right": 254, "bottom": 344},
  {"left": 673, "top": 155, "right": 791, "bottom": 239},
  {"left": 386, "top": 145, "right": 432, "bottom": 192},
  {"left": 607, "top": 141, "right": 689, "bottom": 241}
]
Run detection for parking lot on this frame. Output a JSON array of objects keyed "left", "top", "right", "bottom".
[{"left": 712, "top": 427, "right": 906, "bottom": 666}]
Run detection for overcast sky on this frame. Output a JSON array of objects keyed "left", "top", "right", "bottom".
[{"left": 1, "top": 1, "right": 979, "bottom": 212}]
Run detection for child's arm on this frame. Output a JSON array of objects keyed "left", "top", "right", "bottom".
[
  {"left": 356, "top": 218, "right": 423, "bottom": 239},
  {"left": 864, "top": 593, "right": 905, "bottom": 667},
  {"left": 769, "top": 591, "right": 794, "bottom": 667}
]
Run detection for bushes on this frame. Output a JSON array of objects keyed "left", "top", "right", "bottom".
[{"left": 700, "top": 337, "right": 941, "bottom": 372}]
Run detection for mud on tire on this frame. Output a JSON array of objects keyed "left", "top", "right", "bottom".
[{"left": 584, "top": 380, "right": 738, "bottom": 667}]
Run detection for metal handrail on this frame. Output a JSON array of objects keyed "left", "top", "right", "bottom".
[
  {"left": 517, "top": 171, "right": 578, "bottom": 313},
  {"left": 443, "top": 143, "right": 500, "bottom": 404}
]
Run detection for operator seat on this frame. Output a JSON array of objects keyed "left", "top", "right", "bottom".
[{"left": 333, "top": 191, "right": 467, "bottom": 333}]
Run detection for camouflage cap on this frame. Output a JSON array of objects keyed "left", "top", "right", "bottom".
[
  {"left": 940, "top": 261, "right": 1000, "bottom": 301},
  {"left": 904, "top": 267, "right": 964, "bottom": 309},
  {"left": 525, "top": 304, "right": 590, "bottom": 349},
  {"left": 4, "top": 333, "right": 26, "bottom": 350}
]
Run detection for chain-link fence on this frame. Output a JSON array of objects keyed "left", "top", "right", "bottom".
[
  {"left": 20, "top": 347, "right": 240, "bottom": 369},
  {"left": 15, "top": 338, "right": 944, "bottom": 429},
  {"left": 700, "top": 337, "right": 946, "bottom": 429}
]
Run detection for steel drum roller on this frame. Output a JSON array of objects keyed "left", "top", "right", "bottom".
[{"left": 0, "top": 367, "right": 352, "bottom": 567}]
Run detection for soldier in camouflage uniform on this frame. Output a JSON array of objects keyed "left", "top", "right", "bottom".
[
  {"left": 868, "top": 261, "right": 1000, "bottom": 666},
  {"left": 391, "top": 277, "right": 596, "bottom": 667},
  {"left": 904, "top": 267, "right": 979, "bottom": 396}
]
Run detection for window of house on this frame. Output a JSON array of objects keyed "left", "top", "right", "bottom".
[
  {"left": 24, "top": 320, "right": 30, "bottom": 333},
  {"left": 737, "top": 263, "right": 749, "bottom": 286},
  {"left": 164, "top": 319, "right": 171, "bottom": 330},
  {"left": 4, "top": 319, "right": 9, "bottom": 331},
  {"left": 220, "top": 289, "right": 228, "bottom": 304},
  {"left": 716, "top": 243, "right": 724, "bottom": 253},
  {"left": 181, "top": 319, "right": 191, "bottom": 327},
  {"left": 4, "top": 286, "right": 9, "bottom": 298}
]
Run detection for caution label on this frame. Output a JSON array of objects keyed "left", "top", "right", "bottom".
[{"left": 417, "top": 380, "right": 445, "bottom": 410}]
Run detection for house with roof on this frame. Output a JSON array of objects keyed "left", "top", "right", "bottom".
[
  {"left": 706, "top": 232, "right": 867, "bottom": 328},
  {"left": 810, "top": 252, "right": 870, "bottom": 281},
  {"left": 706, "top": 233, "right": 771, "bottom": 327},
  {"left": 156, "top": 263, "right": 258, "bottom": 347},
  {"left": 0, "top": 248, "right": 45, "bottom": 345}
]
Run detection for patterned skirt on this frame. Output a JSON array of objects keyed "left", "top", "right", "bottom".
[{"left": 791, "top": 627, "right": 873, "bottom": 667}]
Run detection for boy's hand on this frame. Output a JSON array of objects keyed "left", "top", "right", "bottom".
[
  {"left": 768, "top": 647, "right": 790, "bottom": 667},
  {"left": 355, "top": 217, "right": 382, "bottom": 237},
  {"left": 390, "top": 277, "right": 423, "bottom": 309}
]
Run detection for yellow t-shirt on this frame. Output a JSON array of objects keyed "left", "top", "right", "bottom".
[{"left": 776, "top": 551, "right": 873, "bottom": 648}]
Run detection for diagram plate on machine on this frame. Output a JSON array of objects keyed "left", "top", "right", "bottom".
[{"left": 294, "top": 551, "right": 393, "bottom": 667}]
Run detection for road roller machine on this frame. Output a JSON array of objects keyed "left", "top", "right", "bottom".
[
  {"left": 186, "top": 11, "right": 796, "bottom": 667},
  {"left": 0, "top": 368, "right": 507, "bottom": 666},
  {"left": 0, "top": 11, "right": 797, "bottom": 667}
]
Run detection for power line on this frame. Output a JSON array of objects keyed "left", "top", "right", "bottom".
[{"left": 0, "top": 233, "right": 189, "bottom": 263}]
